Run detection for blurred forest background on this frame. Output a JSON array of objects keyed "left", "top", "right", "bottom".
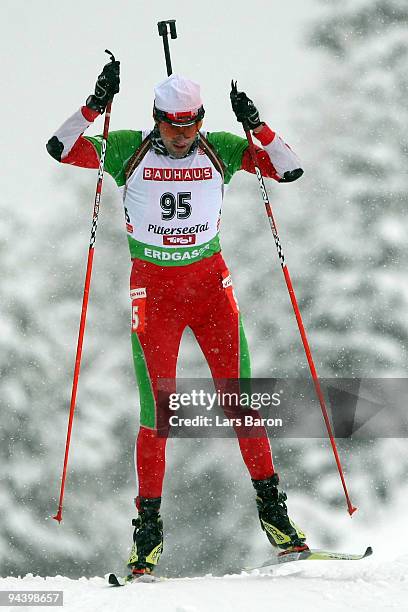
[{"left": 1, "top": 0, "right": 408, "bottom": 578}]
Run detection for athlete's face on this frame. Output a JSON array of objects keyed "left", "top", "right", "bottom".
[{"left": 158, "top": 120, "right": 202, "bottom": 158}]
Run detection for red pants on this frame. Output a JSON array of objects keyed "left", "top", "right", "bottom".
[{"left": 130, "top": 253, "right": 274, "bottom": 498}]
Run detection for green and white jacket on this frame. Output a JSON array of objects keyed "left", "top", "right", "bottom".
[{"left": 47, "top": 106, "right": 303, "bottom": 266}]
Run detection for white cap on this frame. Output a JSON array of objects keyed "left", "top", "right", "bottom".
[{"left": 154, "top": 74, "right": 203, "bottom": 114}]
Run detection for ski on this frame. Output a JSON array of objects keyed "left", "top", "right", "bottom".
[
  {"left": 246, "top": 545, "right": 373, "bottom": 570},
  {"left": 108, "top": 547, "right": 373, "bottom": 584},
  {"left": 108, "top": 572, "right": 158, "bottom": 587}
]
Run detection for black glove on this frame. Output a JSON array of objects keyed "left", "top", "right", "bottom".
[
  {"left": 230, "top": 81, "right": 262, "bottom": 130},
  {"left": 279, "top": 168, "right": 304, "bottom": 183},
  {"left": 86, "top": 59, "right": 120, "bottom": 113}
]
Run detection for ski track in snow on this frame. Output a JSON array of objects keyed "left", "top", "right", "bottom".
[{"left": 1, "top": 555, "right": 408, "bottom": 612}]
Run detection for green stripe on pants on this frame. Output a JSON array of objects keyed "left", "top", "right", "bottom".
[
  {"left": 131, "top": 332, "right": 156, "bottom": 429},
  {"left": 239, "top": 315, "right": 251, "bottom": 378}
]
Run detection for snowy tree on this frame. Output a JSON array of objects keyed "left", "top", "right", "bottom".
[
  {"left": 278, "top": 0, "right": 408, "bottom": 527},
  {"left": 0, "top": 168, "right": 142, "bottom": 577},
  {"left": 200, "top": 0, "right": 408, "bottom": 548},
  {"left": 294, "top": 0, "right": 408, "bottom": 377}
]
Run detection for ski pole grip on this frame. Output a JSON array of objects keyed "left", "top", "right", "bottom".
[
  {"left": 158, "top": 20, "right": 177, "bottom": 39},
  {"left": 157, "top": 19, "right": 177, "bottom": 77},
  {"left": 104, "top": 49, "right": 116, "bottom": 63}
]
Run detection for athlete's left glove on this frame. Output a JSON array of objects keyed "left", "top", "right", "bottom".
[
  {"left": 86, "top": 58, "right": 120, "bottom": 113},
  {"left": 230, "top": 81, "right": 263, "bottom": 131}
]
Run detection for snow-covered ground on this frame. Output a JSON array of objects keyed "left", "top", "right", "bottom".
[
  {"left": 2, "top": 552, "right": 407, "bottom": 612},
  {"left": 3, "top": 490, "right": 408, "bottom": 611}
]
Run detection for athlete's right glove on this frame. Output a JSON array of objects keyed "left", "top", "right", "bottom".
[{"left": 86, "top": 58, "right": 120, "bottom": 113}]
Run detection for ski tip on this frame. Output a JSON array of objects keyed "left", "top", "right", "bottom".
[
  {"left": 107, "top": 571, "right": 158, "bottom": 586},
  {"left": 364, "top": 546, "right": 373, "bottom": 558},
  {"left": 108, "top": 573, "right": 123, "bottom": 587}
]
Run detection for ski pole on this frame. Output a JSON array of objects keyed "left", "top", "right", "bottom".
[
  {"left": 242, "top": 124, "right": 357, "bottom": 517},
  {"left": 53, "top": 50, "right": 117, "bottom": 523},
  {"left": 158, "top": 19, "right": 177, "bottom": 76}
]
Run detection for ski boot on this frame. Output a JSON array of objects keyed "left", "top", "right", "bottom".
[
  {"left": 127, "top": 497, "right": 163, "bottom": 576},
  {"left": 253, "top": 473, "right": 308, "bottom": 553}
]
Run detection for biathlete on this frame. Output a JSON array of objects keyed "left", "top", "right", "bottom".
[{"left": 47, "top": 57, "right": 307, "bottom": 576}]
